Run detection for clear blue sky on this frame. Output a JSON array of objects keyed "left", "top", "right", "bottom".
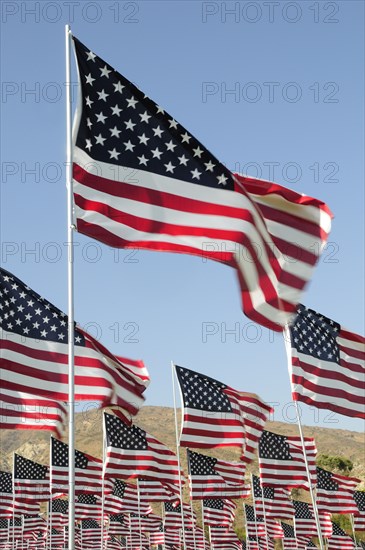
[{"left": 1, "top": 1, "right": 364, "bottom": 433}]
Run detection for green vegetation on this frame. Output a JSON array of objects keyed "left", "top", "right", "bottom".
[{"left": 316, "top": 453, "right": 353, "bottom": 474}]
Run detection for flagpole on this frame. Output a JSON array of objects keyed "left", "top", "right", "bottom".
[
  {"left": 101, "top": 418, "right": 106, "bottom": 550},
  {"left": 137, "top": 479, "right": 143, "bottom": 550},
  {"left": 283, "top": 326, "right": 325, "bottom": 550},
  {"left": 350, "top": 514, "right": 359, "bottom": 548},
  {"left": 251, "top": 474, "right": 269, "bottom": 549},
  {"left": 65, "top": 23, "right": 76, "bottom": 550},
  {"left": 171, "top": 361, "right": 187, "bottom": 549}
]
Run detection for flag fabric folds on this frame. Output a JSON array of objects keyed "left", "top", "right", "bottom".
[
  {"left": 354, "top": 491, "right": 365, "bottom": 531},
  {"left": 0, "top": 388, "right": 67, "bottom": 437},
  {"left": 104, "top": 478, "right": 152, "bottom": 515},
  {"left": 71, "top": 35, "right": 332, "bottom": 331},
  {"left": 187, "top": 449, "right": 250, "bottom": 500},
  {"left": 316, "top": 467, "right": 360, "bottom": 514},
  {"left": 202, "top": 498, "right": 236, "bottom": 526},
  {"left": 103, "top": 412, "right": 184, "bottom": 490},
  {"left": 286, "top": 304, "right": 365, "bottom": 419},
  {"left": 258, "top": 430, "right": 317, "bottom": 489},
  {"left": 175, "top": 365, "right": 271, "bottom": 460},
  {"left": 328, "top": 522, "right": 355, "bottom": 549},
  {"left": 0, "top": 268, "right": 148, "bottom": 422},
  {"left": 13, "top": 454, "right": 50, "bottom": 502},
  {"left": 0, "top": 471, "right": 40, "bottom": 517},
  {"left": 50, "top": 437, "right": 103, "bottom": 495},
  {"left": 292, "top": 499, "right": 332, "bottom": 538},
  {"left": 252, "top": 474, "right": 294, "bottom": 519}
]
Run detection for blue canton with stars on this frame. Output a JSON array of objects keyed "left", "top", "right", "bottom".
[
  {"left": 0, "top": 268, "right": 84, "bottom": 346},
  {"left": 289, "top": 304, "right": 341, "bottom": 363},
  {"left": 258, "top": 431, "right": 293, "bottom": 461},
  {"left": 175, "top": 365, "right": 232, "bottom": 412},
  {"left": 187, "top": 450, "right": 219, "bottom": 477},
  {"left": 73, "top": 37, "right": 234, "bottom": 190},
  {"left": 105, "top": 412, "right": 148, "bottom": 450}
]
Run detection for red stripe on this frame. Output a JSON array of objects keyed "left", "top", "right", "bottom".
[{"left": 292, "top": 373, "right": 364, "bottom": 405}]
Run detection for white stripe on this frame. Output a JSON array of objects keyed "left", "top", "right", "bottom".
[
  {"left": 292, "top": 350, "right": 365, "bottom": 382},
  {"left": 292, "top": 365, "right": 364, "bottom": 400},
  {"left": 338, "top": 334, "right": 365, "bottom": 353}
]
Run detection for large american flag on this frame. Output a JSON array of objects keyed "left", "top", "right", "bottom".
[
  {"left": 292, "top": 500, "right": 332, "bottom": 538},
  {"left": 328, "top": 522, "right": 355, "bottom": 549},
  {"left": 0, "top": 268, "right": 148, "bottom": 420},
  {"left": 354, "top": 491, "right": 365, "bottom": 532},
  {"left": 252, "top": 474, "right": 294, "bottom": 520},
  {"left": 175, "top": 365, "right": 271, "bottom": 458},
  {"left": 49, "top": 499, "right": 69, "bottom": 530},
  {"left": 50, "top": 437, "right": 103, "bottom": 495},
  {"left": 0, "top": 471, "right": 40, "bottom": 517},
  {"left": 71, "top": 36, "right": 332, "bottom": 332},
  {"left": 103, "top": 412, "right": 184, "bottom": 489},
  {"left": 258, "top": 430, "right": 317, "bottom": 489},
  {"left": 13, "top": 454, "right": 50, "bottom": 502},
  {"left": 286, "top": 304, "right": 365, "bottom": 419},
  {"left": 0, "top": 388, "right": 67, "bottom": 437},
  {"left": 187, "top": 449, "right": 250, "bottom": 500},
  {"left": 316, "top": 467, "right": 360, "bottom": 514},
  {"left": 202, "top": 498, "right": 236, "bottom": 526},
  {"left": 104, "top": 478, "right": 152, "bottom": 515},
  {"left": 244, "top": 504, "right": 266, "bottom": 538}
]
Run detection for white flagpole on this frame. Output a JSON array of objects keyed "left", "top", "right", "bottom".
[
  {"left": 283, "top": 326, "right": 325, "bottom": 550},
  {"left": 101, "top": 418, "right": 106, "bottom": 550},
  {"left": 350, "top": 514, "right": 359, "bottom": 549},
  {"left": 137, "top": 479, "right": 143, "bottom": 550},
  {"left": 65, "top": 23, "right": 76, "bottom": 550},
  {"left": 250, "top": 474, "right": 268, "bottom": 548},
  {"left": 170, "top": 361, "right": 187, "bottom": 549}
]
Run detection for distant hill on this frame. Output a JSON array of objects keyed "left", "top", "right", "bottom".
[{"left": 1, "top": 405, "right": 364, "bottom": 485}]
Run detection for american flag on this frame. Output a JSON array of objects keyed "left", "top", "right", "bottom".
[
  {"left": 328, "top": 522, "right": 355, "bottom": 549},
  {"left": 354, "top": 491, "right": 365, "bottom": 531},
  {"left": 184, "top": 526, "right": 209, "bottom": 549},
  {"left": 0, "top": 517, "right": 23, "bottom": 540},
  {"left": 149, "top": 523, "right": 165, "bottom": 546},
  {"left": 209, "top": 525, "right": 241, "bottom": 548},
  {"left": 0, "top": 268, "right": 148, "bottom": 420},
  {"left": 252, "top": 474, "right": 294, "bottom": 520},
  {"left": 163, "top": 501, "right": 196, "bottom": 529},
  {"left": 258, "top": 430, "right": 317, "bottom": 489},
  {"left": 130, "top": 512, "right": 162, "bottom": 532},
  {"left": 71, "top": 36, "right": 332, "bottom": 332},
  {"left": 79, "top": 519, "right": 105, "bottom": 548},
  {"left": 187, "top": 449, "right": 250, "bottom": 500},
  {"left": 13, "top": 454, "right": 50, "bottom": 502},
  {"left": 75, "top": 493, "right": 103, "bottom": 520},
  {"left": 0, "top": 471, "right": 40, "bottom": 517},
  {"left": 49, "top": 499, "right": 69, "bottom": 529},
  {"left": 104, "top": 478, "right": 152, "bottom": 515},
  {"left": 108, "top": 514, "right": 130, "bottom": 537},
  {"left": 22, "top": 514, "right": 47, "bottom": 539},
  {"left": 50, "top": 436, "right": 103, "bottom": 495},
  {"left": 316, "top": 467, "right": 360, "bottom": 514},
  {"left": 281, "top": 522, "right": 298, "bottom": 549},
  {"left": 0, "top": 388, "right": 67, "bottom": 437},
  {"left": 137, "top": 478, "right": 179, "bottom": 503},
  {"left": 164, "top": 528, "right": 182, "bottom": 548},
  {"left": 244, "top": 505, "right": 266, "bottom": 538},
  {"left": 103, "top": 412, "right": 184, "bottom": 489},
  {"left": 292, "top": 500, "right": 332, "bottom": 538},
  {"left": 202, "top": 498, "right": 236, "bottom": 526},
  {"left": 175, "top": 365, "right": 271, "bottom": 458},
  {"left": 286, "top": 305, "right": 365, "bottom": 419}
]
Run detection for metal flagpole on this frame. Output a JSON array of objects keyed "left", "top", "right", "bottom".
[
  {"left": 350, "top": 514, "right": 359, "bottom": 549},
  {"left": 65, "top": 23, "right": 76, "bottom": 550},
  {"left": 137, "top": 479, "right": 143, "bottom": 550},
  {"left": 251, "top": 474, "right": 269, "bottom": 550},
  {"left": 101, "top": 418, "right": 106, "bottom": 550},
  {"left": 283, "top": 325, "right": 325, "bottom": 550},
  {"left": 170, "top": 361, "right": 187, "bottom": 550},
  {"left": 201, "top": 498, "right": 209, "bottom": 550}
]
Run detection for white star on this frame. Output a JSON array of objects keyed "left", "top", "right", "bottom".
[
  {"left": 85, "top": 139, "right": 92, "bottom": 151},
  {"left": 204, "top": 160, "right": 215, "bottom": 172},
  {"left": 85, "top": 73, "right": 95, "bottom": 86},
  {"left": 165, "top": 140, "right": 177, "bottom": 152},
  {"left": 153, "top": 125, "right": 163, "bottom": 138},
  {"left": 40, "top": 330, "right": 47, "bottom": 338},
  {"left": 100, "top": 65, "right": 112, "bottom": 78},
  {"left": 97, "top": 89, "right": 109, "bottom": 102},
  {"left": 151, "top": 147, "right": 163, "bottom": 159},
  {"left": 109, "top": 126, "right": 121, "bottom": 138},
  {"left": 124, "top": 140, "right": 135, "bottom": 152},
  {"left": 85, "top": 96, "right": 94, "bottom": 108},
  {"left": 86, "top": 51, "right": 96, "bottom": 62},
  {"left": 126, "top": 96, "right": 138, "bottom": 109},
  {"left": 178, "top": 154, "right": 188, "bottom": 166},
  {"left": 181, "top": 132, "right": 191, "bottom": 143},
  {"left": 111, "top": 104, "right": 122, "bottom": 116},
  {"left": 58, "top": 333, "right": 65, "bottom": 340},
  {"left": 169, "top": 118, "right": 178, "bottom": 129},
  {"left": 113, "top": 81, "right": 125, "bottom": 93},
  {"left": 124, "top": 119, "right": 136, "bottom": 131},
  {"left": 156, "top": 105, "right": 165, "bottom": 114},
  {"left": 217, "top": 173, "right": 228, "bottom": 185},
  {"left": 138, "top": 155, "right": 149, "bottom": 166},
  {"left": 108, "top": 148, "right": 120, "bottom": 160},
  {"left": 96, "top": 112, "right": 107, "bottom": 124},
  {"left": 138, "top": 133, "right": 150, "bottom": 145},
  {"left": 86, "top": 118, "right": 93, "bottom": 129},
  {"left": 164, "top": 162, "right": 175, "bottom": 174},
  {"left": 193, "top": 146, "right": 204, "bottom": 158},
  {"left": 139, "top": 111, "right": 152, "bottom": 124},
  {"left": 95, "top": 133, "right": 106, "bottom": 145}
]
